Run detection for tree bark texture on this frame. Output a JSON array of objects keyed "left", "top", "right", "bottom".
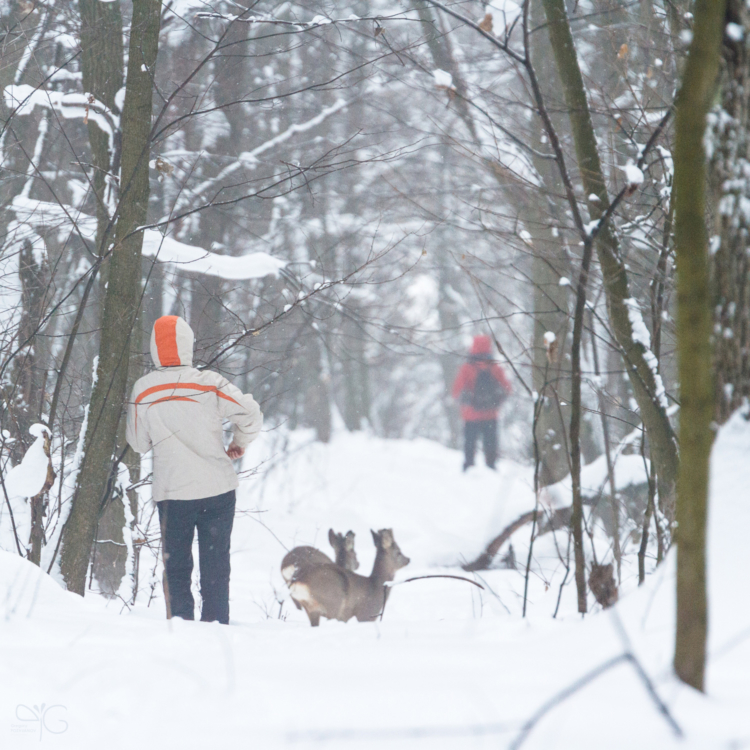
[
  {"left": 60, "top": 0, "right": 161, "bottom": 595},
  {"left": 569, "top": 235, "right": 594, "bottom": 613},
  {"left": 79, "top": 0, "right": 124, "bottom": 250},
  {"left": 710, "top": 0, "right": 750, "bottom": 424},
  {"left": 672, "top": 0, "right": 724, "bottom": 693},
  {"left": 540, "top": 0, "right": 680, "bottom": 519}
]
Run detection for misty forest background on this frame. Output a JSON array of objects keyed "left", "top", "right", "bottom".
[{"left": 1, "top": 0, "right": 744, "bottom": 691}]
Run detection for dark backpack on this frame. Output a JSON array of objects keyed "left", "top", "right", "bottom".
[{"left": 471, "top": 367, "right": 504, "bottom": 411}]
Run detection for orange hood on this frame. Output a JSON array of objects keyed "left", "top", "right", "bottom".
[{"left": 150, "top": 315, "right": 195, "bottom": 368}]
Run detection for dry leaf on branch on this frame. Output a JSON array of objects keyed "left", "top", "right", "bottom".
[{"left": 155, "top": 157, "right": 174, "bottom": 176}]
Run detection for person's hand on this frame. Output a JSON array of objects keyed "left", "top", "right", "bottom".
[{"left": 226, "top": 442, "right": 245, "bottom": 459}]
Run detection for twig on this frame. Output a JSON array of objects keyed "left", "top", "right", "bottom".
[
  {"left": 388, "top": 574, "right": 485, "bottom": 590},
  {"left": 610, "top": 610, "right": 683, "bottom": 737},
  {"left": 380, "top": 574, "right": 485, "bottom": 621},
  {"left": 509, "top": 654, "right": 629, "bottom": 749}
]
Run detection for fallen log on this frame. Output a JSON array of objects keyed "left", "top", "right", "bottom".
[{"left": 463, "top": 506, "right": 572, "bottom": 572}]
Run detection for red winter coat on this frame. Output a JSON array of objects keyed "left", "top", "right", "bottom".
[{"left": 452, "top": 360, "right": 512, "bottom": 421}]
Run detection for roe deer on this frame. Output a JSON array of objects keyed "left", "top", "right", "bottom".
[
  {"left": 289, "top": 529, "right": 410, "bottom": 626},
  {"left": 280, "top": 529, "right": 359, "bottom": 584}
]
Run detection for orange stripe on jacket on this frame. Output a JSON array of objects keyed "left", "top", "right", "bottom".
[
  {"left": 154, "top": 316, "right": 181, "bottom": 366},
  {"left": 133, "top": 383, "right": 240, "bottom": 437},
  {"left": 135, "top": 382, "right": 240, "bottom": 406}
]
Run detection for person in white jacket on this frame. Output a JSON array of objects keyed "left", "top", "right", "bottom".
[{"left": 126, "top": 315, "right": 262, "bottom": 624}]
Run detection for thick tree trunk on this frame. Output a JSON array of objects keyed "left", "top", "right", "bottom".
[
  {"left": 541, "top": 0, "right": 679, "bottom": 519},
  {"left": 60, "top": 0, "right": 161, "bottom": 595},
  {"left": 79, "top": 0, "right": 127, "bottom": 593},
  {"left": 672, "top": 0, "right": 724, "bottom": 693},
  {"left": 79, "top": 0, "right": 124, "bottom": 249}
]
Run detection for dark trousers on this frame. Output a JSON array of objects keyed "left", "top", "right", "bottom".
[
  {"left": 464, "top": 419, "right": 498, "bottom": 470},
  {"left": 158, "top": 490, "right": 236, "bottom": 624}
]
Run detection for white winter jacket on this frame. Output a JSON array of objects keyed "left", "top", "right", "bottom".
[{"left": 126, "top": 316, "right": 263, "bottom": 502}]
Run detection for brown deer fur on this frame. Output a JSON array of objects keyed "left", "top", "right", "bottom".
[{"left": 289, "top": 529, "right": 410, "bottom": 626}]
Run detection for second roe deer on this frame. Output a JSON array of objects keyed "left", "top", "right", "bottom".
[
  {"left": 289, "top": 528, "right": 410, "bottom": 626},
  {"left": 281, "top": 529, "right": 359, "bottom": 584}
]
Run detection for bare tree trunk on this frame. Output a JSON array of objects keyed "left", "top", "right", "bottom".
[
  {"left": 60, "top": 0, "right": 161, "bottom": 595},
  {"left": 78, "top": 0, "right": 127, "bottom": 591},
  {"left": 79, "top": 0, "right": 123, "bottom": 249},
  {"left": 529, "top": 0, "right": 573, "bottom": 486},
  {"left": 672, "top": 0, "right": 724, "bottom": 693},
  {"left": 569, "top": 234, "right": 594, "bottom": 613},
  {"left": 540, "top": 0, "right": 680, "bottom": 519}
]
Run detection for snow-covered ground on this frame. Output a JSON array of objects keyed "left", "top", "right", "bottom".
[{"left": 2, "top": 415, "right": 749, "bottom": 748}]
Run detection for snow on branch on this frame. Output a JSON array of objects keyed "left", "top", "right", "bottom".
[
  {"left": 178, "top": 98, "right": 350, "bottom": 209},
  {"left": 3, "top": 85, "right": 117, "bottom": 150},
  {"left": 624, "top": 298, "right": 668, "bottom": 409},
  {"left": 193, "top": 11, "right": 419, "bottom": 28},
  {"left": 142, "top": 233, "right": 285, "bottom": 280},
  {"left": 3, "top": 425, "right": 50, "bottom": 501},
  {"left": 9, "top": 198, "right": 285, "bottom": 281}
]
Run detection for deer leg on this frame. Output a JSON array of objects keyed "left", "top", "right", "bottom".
[{"left": 307, "top": 610, "right": 321, "bottom": 627}]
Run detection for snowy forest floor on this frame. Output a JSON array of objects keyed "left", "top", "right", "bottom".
[{"left": 2, "top": 415, "right": 750, "bottom": 749}]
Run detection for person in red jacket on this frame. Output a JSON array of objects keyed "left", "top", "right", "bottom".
[{"left": 452, "top": 335, "right": 511, "bottom": 471}]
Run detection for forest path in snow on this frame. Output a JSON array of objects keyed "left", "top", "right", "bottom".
[{"left": 1, "top": 420, "right": 749, "bottom": 749}]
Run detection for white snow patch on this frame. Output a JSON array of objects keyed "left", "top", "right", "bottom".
[
  {"left": 622, "top": 161, "right": 644, "bottom": 187},
  {"left": 2, "top": 416, "right": 750, "bottom": 748},
  {"left": 432, "top": 68, "right": 454, "bottom": 89},
  {"left": 142, "top": 232, "right": 285, "bottom": 280},
  {"left": 624, "top": 298, "right": 651, "bottom": 349},
  {"left": 3, "top": 425, "right": 49, "bottom": 499},
  {"left": 624, "top": 298, "right": 668, "bottom": 408},
  {"left": 726, "top": 22, "right": 744, "bottom": 41}
]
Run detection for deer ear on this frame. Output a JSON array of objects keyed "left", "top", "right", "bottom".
[
  {"left": 371, "top": 529, "right": 380, "bottom": 546},
  {"left": 329, "top": 528, "right": 337, "bottom": 546},
  {"left": 380, "top": 529, "right": 393, "bottom": 548}
]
